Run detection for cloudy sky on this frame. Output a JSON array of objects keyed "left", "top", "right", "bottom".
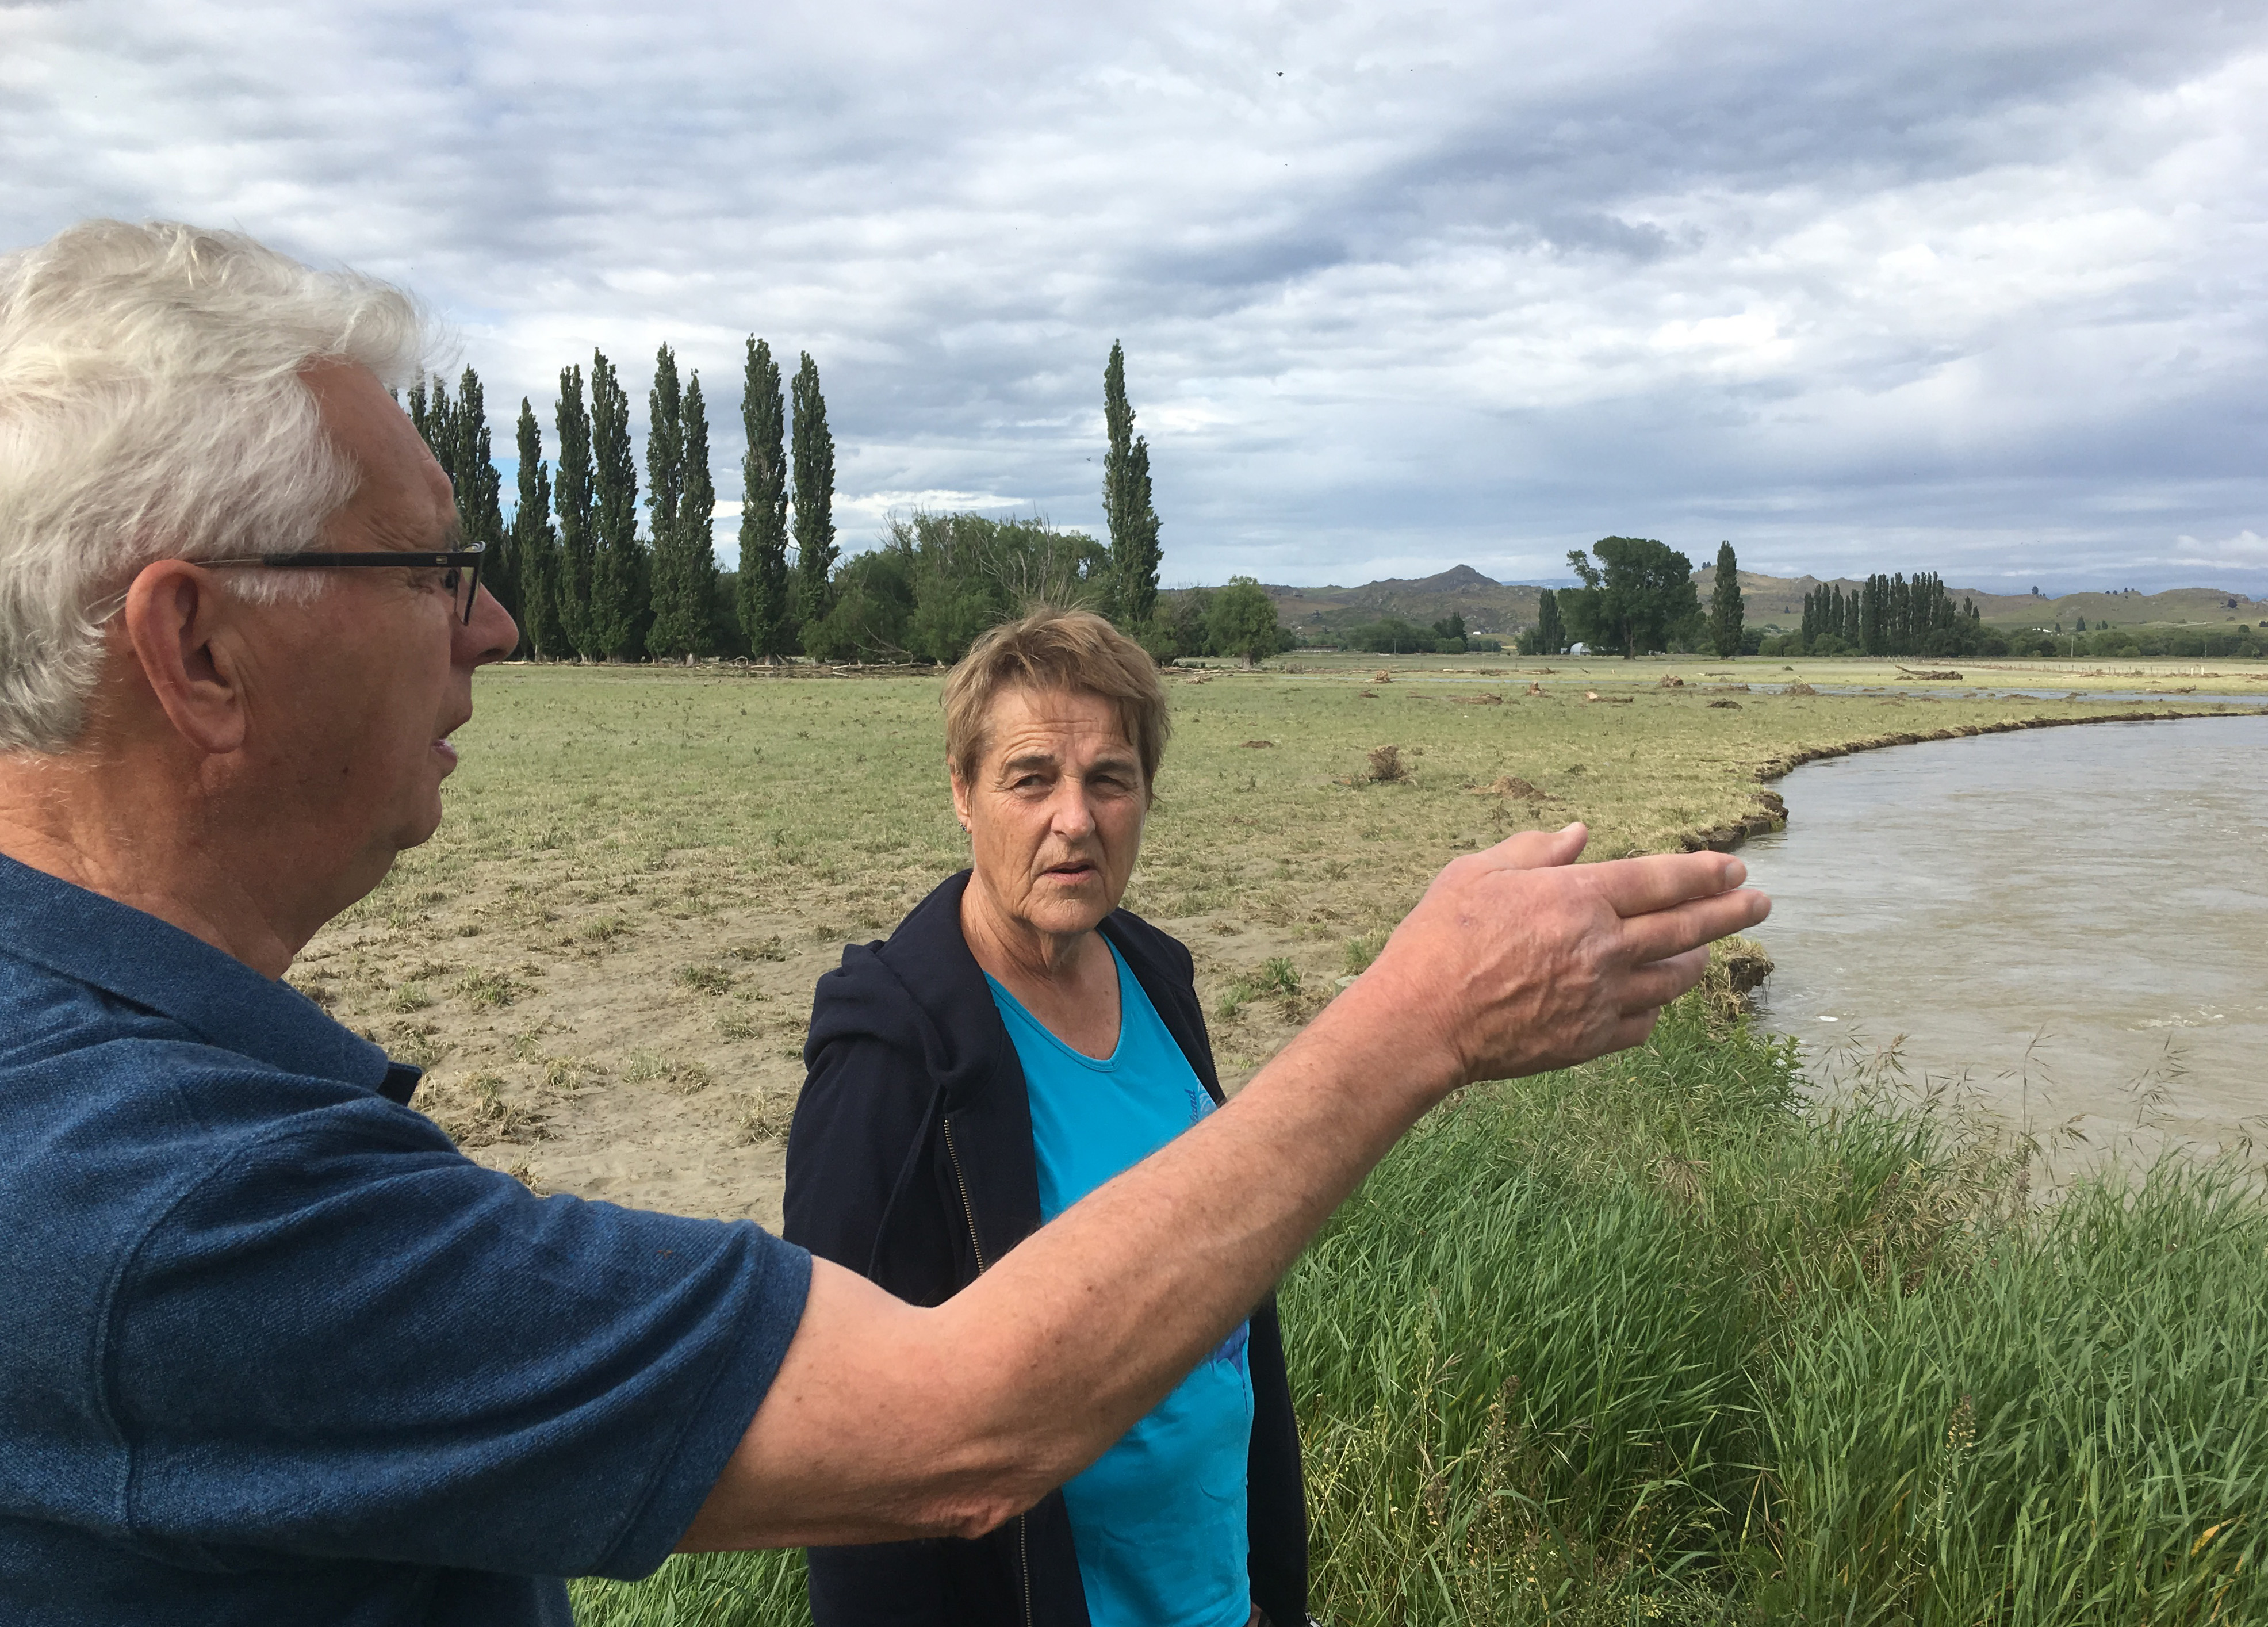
[{"left": 7, "top": 0, "right": 2267, "bottom": 592}]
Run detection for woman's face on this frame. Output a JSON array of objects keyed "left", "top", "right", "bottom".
[{"left": 952, "top": 684, "right": 1148, "bottom": 945}]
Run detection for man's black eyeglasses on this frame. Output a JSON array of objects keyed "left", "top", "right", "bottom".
[{"left": 200, "top": 549, "right": 486, "bottom": 625}]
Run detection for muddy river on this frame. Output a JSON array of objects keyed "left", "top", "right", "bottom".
[{"left": 1739, "top": 712, "right": 2268, "bottom": 1173}]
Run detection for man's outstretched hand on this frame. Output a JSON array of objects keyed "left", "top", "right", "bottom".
[{"left": 1354, "top": 822, "right": 1770, "bottom": 1092}]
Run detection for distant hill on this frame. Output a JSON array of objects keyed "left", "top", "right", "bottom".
[
  {"left": 1241, "top": 566, "right": 1542, "bottom": 638},
  {"left": 1172, "top": 562, "right": 2266, "bottom": 640}
]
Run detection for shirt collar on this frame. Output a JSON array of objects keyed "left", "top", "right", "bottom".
[{"left": 0, "top": 852, "right": 412, "bottom": 1100}]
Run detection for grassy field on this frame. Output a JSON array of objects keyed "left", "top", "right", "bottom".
[
  {"left": 294, "top": 652, "right": 2268, "bottom": 1624},
  {"left": 298, "top": 649, "right": 2262, "bottom": 1223}
]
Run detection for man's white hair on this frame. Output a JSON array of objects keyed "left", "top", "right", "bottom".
[{"left": 0, "top": 220, "right": 432, "bottom": 752}]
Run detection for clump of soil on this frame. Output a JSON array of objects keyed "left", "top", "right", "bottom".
[
  {"left": 1585, "top": 691, "right": 1634, "bottom": 705},
  {"left": 1660, "top": 675, "right": 1685, "bottom": 687},
  {"left": 1470, "top": 775, "right": 1547, "bottom": 799},
  {"left": 1707, "top": 699, "right": 1742, "bottom": 709},
  {"left": 1364, "top": 744, "right": 1409, "bottom": 783},
  {"left": 1240, "top": 738, "right": 1276, "bottom": 748},
  {"left": 1784, "top": 682, "right": 1818, "bottom": 696}
]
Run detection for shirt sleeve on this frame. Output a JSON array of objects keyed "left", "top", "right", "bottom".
[{"left": 106, "top": 1086, "right": 811, "bottom": 1581}]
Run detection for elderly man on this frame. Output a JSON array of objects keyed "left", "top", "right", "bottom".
[{"left": 0, "top": 220, "right": 1769, "bottom": 1624}]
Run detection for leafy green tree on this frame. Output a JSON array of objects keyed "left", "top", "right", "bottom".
[
  {"left": 1708, "top": 541, "right": 1744, "bottom": 658},
  {"left": 645, "top": 347, "right": 717, "bottom": 661},
  {"left": 790, "top": 351, "right": 837, "bottom": 637},
  {"left": 1102, "top": 342, "right": 1162, "bottom": 629},
  {"left": 737, "top": 338, "right": 794, "bottom": 661},
  {"left": 1431, "top": 612, "right": 1467, "bottom": 642},
  {"left": 902, "top": 512, "right": 1108, "bottom": 663},
  {"left": 1160, "top": 587, "right": 1214, "bottom": 659},
  {"left": 1353, "top": 617, "right": 1430, "bottom": 654},
  {"left": 587, "top": 350, "right": 645, "bottom": 660},
  {"left": 511, "top": 399, "right": 566, "bottom": 659},
  {"left": 804, "top": 543, "right": 917, "bottom": 663},
  {"left": 553, "top": 365, "right": 598, "bottom": 660},
  {"left": 1206, "top": 576, "right": 1280, "bottom": 665},
  {"left": 1561, "top": 537, "right": 1701, "bottom": 659}
]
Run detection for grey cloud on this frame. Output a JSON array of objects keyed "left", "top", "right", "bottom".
[{"left": 5, "top": 0, "right": 2266, "bottom": 591}]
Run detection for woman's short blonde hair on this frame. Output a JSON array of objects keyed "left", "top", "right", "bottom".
[{"left": 943, "top": 607, "right": 1170, "bottom": 795}]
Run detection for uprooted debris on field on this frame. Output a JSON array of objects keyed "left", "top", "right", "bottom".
[{"left": 1469, "top": 775, "right": 1547, "bottom": 799}]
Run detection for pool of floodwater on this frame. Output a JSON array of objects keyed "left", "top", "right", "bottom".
[{"left": 1738, "top": 713, "right": 2268, "bottom": 1172}]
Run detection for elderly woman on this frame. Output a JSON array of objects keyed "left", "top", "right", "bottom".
[{"left": 783, "top": 608, "right": 1307, "bottom": 1627}]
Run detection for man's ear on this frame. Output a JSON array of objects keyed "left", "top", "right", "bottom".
[{"left": 120, "top": 560, "right": 247, "bottom": 755}]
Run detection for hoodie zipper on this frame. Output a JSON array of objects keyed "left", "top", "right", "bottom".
[
  {"left": 943, "top": 1114, "right": 1029, "bottom": 1621},
  {"left": 940, "top": 1114, "right": 989, "bottom": 1273},
  {"left": 1019, "top": 1513, "right": 1035, "bottom": 1627}
]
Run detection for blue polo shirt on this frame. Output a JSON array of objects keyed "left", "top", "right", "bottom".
[{"left": 0, "top": 854, "right": 811, "bottom": 1625}]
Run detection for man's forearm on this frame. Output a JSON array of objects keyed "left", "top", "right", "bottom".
[
  {"left": 931, "top": 970, "right": 1457, "bottom": 1486},
  {"left": 684, "top": 975, "right": 1447, "bottom": 1551},
  {"left": 687, "top": 834, "right": 1768, "bottom": 1549}
]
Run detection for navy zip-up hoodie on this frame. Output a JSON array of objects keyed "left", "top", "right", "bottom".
[{"left": 783, "top": 870, "right": 1308, "bottom": 1627}]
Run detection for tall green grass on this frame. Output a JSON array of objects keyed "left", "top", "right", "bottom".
[
  {"left": 574, "top": 970, "right": 2267, "bottom": 1625},
  {"left": 1285, "top": 963, "right": 2268, "bottom": 1624}
]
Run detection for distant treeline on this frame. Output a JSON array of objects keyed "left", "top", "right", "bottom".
[
  {"left": 1769, "top": 572, "right": 1979, "bottom": 658},
  {"left": 1761, "top": 572, "right": 2263, "bottom": 659}
]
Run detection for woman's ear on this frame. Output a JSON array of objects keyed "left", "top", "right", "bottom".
[
  {"left": 948, "top": 757, "right": 974, "bottom": 832},
  {"left": 121, "top": 560, "right": 248, "bottom": 756}
]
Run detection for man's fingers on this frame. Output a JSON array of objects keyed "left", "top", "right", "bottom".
[
  {"left": 1617, "top": 887, "right": 1772, "bottom": 967},
  {"left": 1477, "top": 821, "right": 1588, "bottom": 872},
  {"left": 1616, "top": 947, "right": 1711, "bottom": 1016},
  {"left": 1589, "top": 850, "right": 1750, "bottom": 918}
]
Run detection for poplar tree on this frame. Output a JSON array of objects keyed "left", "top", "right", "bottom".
[
  {"left": 1102, "top": 342, "right": 1161, "bottom": 627},
  {"left": 408, "top": 372, "right": 511, "bottom": 641},
  {"left": 644, "top": 345, "right": 690, "bottom": 658},
  {"left": 1533, "top": 587, "right": 1565, "bottom": 656},
  {"left": 446, "top": 367, "right": 510, "bottom": 631},
  {"left": 680, "top": 373, "right": 717, "bottom": 647},
  {"left": 1708, "top": 540, "right": 1744, "bottom": 657},
  {"left": 406, "top": 377, "right": 436, "bottom": 446},
  {"left": 512, "top": 399, "right": 566, "bottom": 659},
  {"left": 737, "top": 338, "right": 794, "bottom": 661},
  {"left": 646, "top": 349, "right": 715, "bottom": 662},
  {"left": 790, "top": 351, "right": 837, "bottom": 637},
  {"left": 588, "top": 349, "right": 645, "bottom": 660},
  {"left": 554, "top": 365, "right": 597, "bottom": 659}
]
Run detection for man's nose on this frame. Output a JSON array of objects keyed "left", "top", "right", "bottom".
[{"left": 459, "top": 583, "right": 520, "bottom": 666}]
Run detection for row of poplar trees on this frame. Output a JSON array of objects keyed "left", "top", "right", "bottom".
[
  {"left": 407, "top": 341, "right": 840, "bottom": 661},
  {"left": 407, "top": 339, "right": 1170, "bottom": 664},
  {"left": 1797, "top": 571, "right": 1979, "bottom": 657}
]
